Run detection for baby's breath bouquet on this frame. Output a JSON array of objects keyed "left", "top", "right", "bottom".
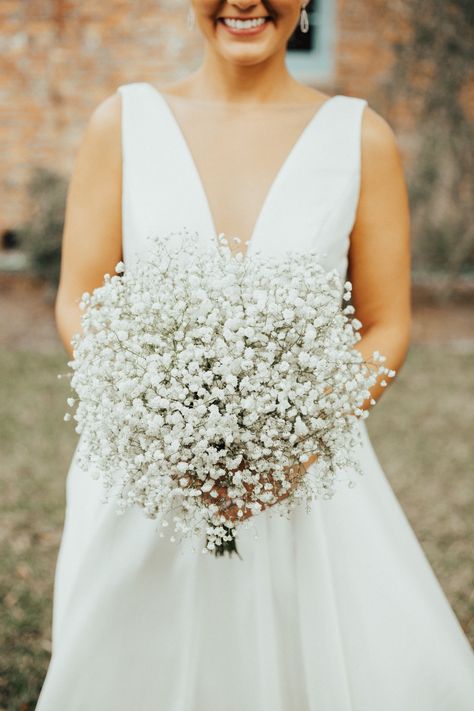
[{"left": 63, "top": 230, "right": 394, "bottom": 558}]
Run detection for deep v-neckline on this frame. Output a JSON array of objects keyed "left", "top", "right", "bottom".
[{"left": 145, "top": 82, "right": 340, "bottom": 256}]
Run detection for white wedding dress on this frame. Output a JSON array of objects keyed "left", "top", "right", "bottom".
[{"left": 36, "top": 82, "right": 474, "bottom": 710}]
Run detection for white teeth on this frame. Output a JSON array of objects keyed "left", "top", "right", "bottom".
[{"left": 223, "top": 17, "right": 267, "bottom": 30}]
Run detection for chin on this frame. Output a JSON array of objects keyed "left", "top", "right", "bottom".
[{"left": 218, "top": 46, "right": 272, "bottom": 66}]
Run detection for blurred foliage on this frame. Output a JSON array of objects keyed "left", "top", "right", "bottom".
[
  {"left": 17, "top": 167, "right": 67, "bottom": 290},
  {"left": 381, "top": 0, "right": 474, "bottom": 292}
]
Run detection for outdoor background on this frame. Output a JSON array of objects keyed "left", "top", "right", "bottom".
[{"left": 0, "top": 0, "right": 473, "bottom": 709}]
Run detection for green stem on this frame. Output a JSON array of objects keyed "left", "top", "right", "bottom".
[{"left": 208, "top": 529, "right": 243, "bottom": 560}]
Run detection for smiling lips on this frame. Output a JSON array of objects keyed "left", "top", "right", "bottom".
[{"left": 218, "top": 16, "right": 273, "bottom": 35}]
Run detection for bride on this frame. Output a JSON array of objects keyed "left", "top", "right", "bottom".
[{"left": 36, "top": 1, "right": 474, "bottom": 709}]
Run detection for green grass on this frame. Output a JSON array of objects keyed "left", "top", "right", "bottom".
[
  {"left": 366, "top": 344, "right": 474, "bottom": 643},
  {"left": 0, "top": 344, "right": 472, "bottom": 709},
  {"left": 0, "top": 350, "right": 76, "bottom": 711}
]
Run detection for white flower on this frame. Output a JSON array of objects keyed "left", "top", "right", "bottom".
[
  {"left": 65, "top": 230, "right": 392, "bottom": 554},
  {"left": 294, "top": 417, "right": 309, "bottom": 436}
]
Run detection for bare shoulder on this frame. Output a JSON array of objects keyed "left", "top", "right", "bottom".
[
  {"left": 352, "top": 101, "right": 410, "bottom": 236},
  {"left": 67, "top": 90, "right": 122, "bottom": 224},
  {"left": 94, "top": 91, "right": 122, "bottom": 125},
  {"left": 359, "top": 104, "right": 404, "bottom": 176},
  {"left": 78, "top": 91, "right": 122, "bottom": 159},
  {"left": 59, "top": 90, "right": 124, "bottom": 301}
]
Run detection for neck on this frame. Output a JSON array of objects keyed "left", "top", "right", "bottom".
[{"left": 186, "top": 49, "right": 302, "bottom": 105}]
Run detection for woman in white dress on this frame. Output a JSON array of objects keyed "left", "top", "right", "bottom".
[{"left": 36, "top": 2, "right": 474, "bottom": 709}]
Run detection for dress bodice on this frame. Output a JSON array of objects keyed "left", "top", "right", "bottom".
[{"left": 117, "top": 81, "right": 367, "bottom": 283}]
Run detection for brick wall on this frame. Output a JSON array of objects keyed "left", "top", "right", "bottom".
[{"left": 0, "top": 0, "right": 466, "bottom": 236}]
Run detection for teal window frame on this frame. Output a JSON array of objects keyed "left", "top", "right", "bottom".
[{"left": 285, "top": 0, "right": 336, "bottom": 83}]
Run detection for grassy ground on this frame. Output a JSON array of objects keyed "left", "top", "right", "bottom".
[
  {"left": 0, "top": 343, "right": 473, "bottom": 709},
  {"left": 0, "top": 350, "right": 76, "bottom": 710}
]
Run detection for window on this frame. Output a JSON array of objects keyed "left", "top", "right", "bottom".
[{"left": 285, "top": 0, "right": 335, "bottom": 83}]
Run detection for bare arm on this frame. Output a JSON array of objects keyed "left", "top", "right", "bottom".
[
  {"left": 347, "top": 104, "right": 412, "bottom": 409},
  {"left": 55, "top": 91, "right": 123, "bottom": 358}
]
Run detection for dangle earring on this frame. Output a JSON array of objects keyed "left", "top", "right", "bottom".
[
  {"left": 300, "top": 3, "right": 310, "bottom": 33},
  {"left": 187, "top": 4, "right": 196, "bottom": 31}
]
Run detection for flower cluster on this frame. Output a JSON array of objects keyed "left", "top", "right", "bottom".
[{"left": 64, "top": 230, "right": 394, "bottom": 557}]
